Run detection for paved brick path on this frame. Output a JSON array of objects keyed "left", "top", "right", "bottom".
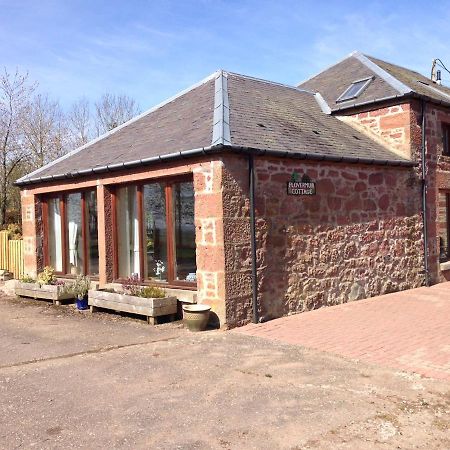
[{"left": 237, "top": 283, "right": 450, "bottom": 381}]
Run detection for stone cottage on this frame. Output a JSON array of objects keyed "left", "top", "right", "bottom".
[{"left": 17, "top": 51, "right": 450, "bottom": 328}]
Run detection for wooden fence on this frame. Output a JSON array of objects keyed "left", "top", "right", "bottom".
[{"left": 0, "top": 230, "right": 24, "bottom": 279}]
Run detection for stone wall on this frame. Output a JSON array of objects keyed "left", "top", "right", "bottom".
[
  {"left": 221, "top": 155, "right": 253, "bottom": 328},
  {"left": 193, "top": 160, "right": 227, "bottom": 326},
  {"left": 339, "top": 99, "right": 450, "bottom": 283},
  {"left": 424, "top": 103, "right": 450, "bottom": 281},
  {"left": 338, "top": 102, "right": 414, "bottom": 159},
  {"left": 20, "top": 190, "right": 38, "bottom": 278},
  {"left": 220, "top": 154, "right": 425, "bottom": 327}
]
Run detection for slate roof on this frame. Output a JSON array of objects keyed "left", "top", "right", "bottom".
[
  {"left": 18, "top": 70, "right": 412, "bottom": 186},
  {"left": 299, "top": 51, "right": 450, "bottom": 111}
]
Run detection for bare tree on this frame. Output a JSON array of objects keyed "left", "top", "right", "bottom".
[
  {"left": 94, "top": 93, "right": 140, "bottom": 136},
  {"left": 68, "top": 97, "right": 91, "bottom": 147},
  {"left": 22, "top": 93, "right": 68, "bottom": 168},
  {"left": 0, "top": 68, "right": 35, "bottom": 226}
]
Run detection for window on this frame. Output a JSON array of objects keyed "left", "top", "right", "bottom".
[
  {"left": 336, "top": 77, "right": 373, "bottom": 103},
  {"left": 442, "top": 123, "right": 450, "bottom": 156},
  {"left": 114, "top": 178, "right": 197, "bottom": 286},
  {"left": 43, "top": 190, "right": 99, "bottom": 276},
  {"left": 438, "top": 192, "right": 450, "bottom": 262},
  {"left": 47, "top": 197, "right": 63, "bottom": 272}
]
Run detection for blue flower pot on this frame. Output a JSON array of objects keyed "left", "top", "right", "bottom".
[{"left": 76, "top": 295, "right": 89, "bottom": 310}]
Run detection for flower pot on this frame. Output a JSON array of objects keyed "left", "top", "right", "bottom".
[
  {"left": 182, "top": 304, "right": 211, "bottom": 332},
  {"left": 76, "top": 295, "right": 89, "bottom": 310}
]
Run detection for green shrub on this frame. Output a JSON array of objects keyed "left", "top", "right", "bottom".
[
  {"left": 62, "top": 275, "right": 91, "bottom": 298},
  {"left": 139, "top": 286, "right": 165, "bottom": 299},
  {"left": 1, "top": 223, "right": 22, "bottom": 240},
  {"left": 37, "top": 266, "right": 57, "bottom": 285},
  {"left": 20, "top": 274, "right": 35, "bottom": 283}
]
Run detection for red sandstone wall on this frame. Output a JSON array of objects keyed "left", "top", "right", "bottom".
[
  {"left": 338, "top": 102, "right": 414, "bottom": 159},
  {"left": 338, "top": 100, "right": 450, "bottom": 284},
  {"left": 424, "top": 104, "right": 450, "bottom": 281},
  {"left": 221, "top": 154, "right": 425, "bottom": 326}
]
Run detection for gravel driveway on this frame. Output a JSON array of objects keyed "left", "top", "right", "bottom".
[{"left": 0, "top": 294, "right": 449, "bottom": 449}]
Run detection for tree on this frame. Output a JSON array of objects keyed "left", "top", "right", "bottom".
[
  {"left": 0, "top": 68, "right": 35, "bottom": 226},
  {"left": 68, "top": 97, "right": 91, "bottom": 147},
  {"left": 94, "top": 93, "right": 140, "bottom": 136},
  {"left": 22, "top": 93, "right": 68, "bottom": 169}
]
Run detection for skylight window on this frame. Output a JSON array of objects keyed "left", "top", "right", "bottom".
[{"left": 336, "top": 77, "right": 373, "bottom": 103}]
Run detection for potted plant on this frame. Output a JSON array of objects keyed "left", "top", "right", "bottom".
[
  {"left": 182, "top": 304, "right": 211, "bottom": 332},
  {"left": 88, "top": 275, "right": 177, "bottom": 324},
  {"left": 15, "top": 267, "right": 73, "bottom": 305},
  {"left": 62, "top": 275, "right": 91, "bottom": 310}
]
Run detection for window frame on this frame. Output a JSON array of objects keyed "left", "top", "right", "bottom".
[
  {"left": 112, "top": 175, "right": 197, "bottom": 289},
  {"left": 439, "top": 192, "right": 450, "bottom": 263},
  {"left": 336, "top": 76, "right": 374, "bottom": 103},
  {"left": 442, "top": 123, "right": 450, "bottom": 156},
  {"left": 42, "top": 189, "right": 99, "bottom": 278}
]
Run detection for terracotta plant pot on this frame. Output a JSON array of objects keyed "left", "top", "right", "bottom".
[{"left": 182, "top": 304, "right": 211, "bottom": 332}]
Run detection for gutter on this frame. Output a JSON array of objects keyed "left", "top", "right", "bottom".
[
  {"left": 421, "top": 100, "right": 430, "bottom": 286},
  {"left": 332, "top": 91, "right": 450, "bottom": 114},
  {"left": 15, "top": 144, "right": 416, "bottom": 187}
]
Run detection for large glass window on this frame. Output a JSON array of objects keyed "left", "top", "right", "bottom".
[
  {"left": 116, "top": 186, "right": 140, "bottom": 278},
  {"left": 47, "top": 197, "right": 63, "bottom": 272},
  {"left": 44, "top": 190, "right": 99, "bottom": 276},
  {"left": 66, "top": 193, "right": 84, "bottom": 275},
  {"left": 439, "top": 192, "right": 450, "bottom": 262},
  {"left": 114, "top": 179, "right": 196, "bottom": 286},
  {"left": 143, "top": 183, "right": 167, "bottom": 281},
  {"left": 85, "top": 191, "right": 99, "bottom": 276},
  {"left": 173, "top": 182, "right": 196, "bottom": 282}
]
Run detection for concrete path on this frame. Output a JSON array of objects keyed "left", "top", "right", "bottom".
[{"left": 238, "top": 283, "right": 450, "bottom": 381}]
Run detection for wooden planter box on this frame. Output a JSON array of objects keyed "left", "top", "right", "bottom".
[
  {"left": 15, "top": 282, "right": 74, "bottom": 305},
  {"left": 88, "top": 290, "right": 177, "bottom": 325}
]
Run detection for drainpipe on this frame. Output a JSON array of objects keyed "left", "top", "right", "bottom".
[
  {"left": 248, "top": 154, "right": 259, "bottom": 323},
  {"left": 421, "top": 99, "right": 430, "bottom": 286}
]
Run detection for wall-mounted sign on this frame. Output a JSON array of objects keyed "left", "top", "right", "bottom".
[{"left": 287, "top": 172, "right": 316, "bottom": 196}]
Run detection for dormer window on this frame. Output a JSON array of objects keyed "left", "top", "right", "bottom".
[{"left": 336, "top": 77, "right": 373, "bottom": 103}]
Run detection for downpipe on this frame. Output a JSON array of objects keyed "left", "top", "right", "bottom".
[
  {"left": 421, "top": 100, "right": 430, "bottom": 287},
  {"left": 248, "top": 155, "right": 259, "bottom": 323}
]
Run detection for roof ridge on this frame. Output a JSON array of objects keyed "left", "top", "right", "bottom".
[
  {"left": 17, "top": 70, "right": 220, "bottom": 183},
  {"left": 352, "top": 52, "right": 412, "bottom": 95},
  {"left": 225, "top": 70, "right": 315, "bottom": 95},
  {"left": 211, "top": 70, "right": 231, "bottom": 146}
]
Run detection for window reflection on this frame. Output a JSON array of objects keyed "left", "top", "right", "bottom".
[
  {"left": 143, "top": 183, "right": 167, "bottom": 281},
  {"left": 48, "top": 197, "right": 63, "bottom": 272},
  {"left": 173, "top": 182, "right": 196, "bottom": 282},
  {"left": 116, "top": 186, "right": 140, "bottom": 278},
  {"left": 66, "top": 193, "right": 84, "bottom": 275},
  {"left": 85, "top": 191, "right": 99, "bottom": 275}
]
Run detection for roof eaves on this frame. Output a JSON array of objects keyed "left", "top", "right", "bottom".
[
  {"left": 330, "top": 93, "right": 413, "bottom": 112},
  {"left": 16, "top": 70, "right": 221, "bottom": 184},
  {"left": 211, "top": 70, "right": 231, "bottom": 145},
  {"left": 16, "top": 144, "right": 227, "bottom": 187},
  {"left": 353, "top": 52, "right": 412, "bottom": 95},
  {"left": 16, "top": 141, "right": 416, "bottom": 187}
]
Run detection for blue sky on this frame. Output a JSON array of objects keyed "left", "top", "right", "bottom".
[{"left": 1, "top": 0, "right": 450, "bottom": 111}]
